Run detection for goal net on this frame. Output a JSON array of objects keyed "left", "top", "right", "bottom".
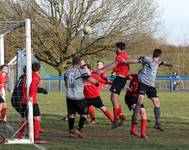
[{"left": 0, "top": 19, "right": 33, "bottom": 144}]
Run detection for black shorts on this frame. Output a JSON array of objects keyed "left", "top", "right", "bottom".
[
  {"left": 110, "top": 76, "right": 127, "bottom": 95},
  {"left": 125, "top": 96, "right": 144, "bottom": 110},
  {"left": 0, "top": 96, "right": 5, "bottom": 103},
  {"left": 86, "top": 96, "right": 104, "bottom": 108},
  {"left": 137, "top": 82, "right": 158, "bottom": 98},
  {"left": 66, "top": 98, "right": 88, "bottom": 115},
  {"left": 20, "top": 103, "right": 41, "bottom": 118}
]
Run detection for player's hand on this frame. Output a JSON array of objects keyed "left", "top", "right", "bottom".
[
  {"left": 173, "top": 64, "right": 179, "bottom": 67},
  {"left": 43, "top": 89, "right": 48, "bottom": 95}
]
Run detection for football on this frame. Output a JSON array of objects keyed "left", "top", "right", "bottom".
[{"left": 83, "top": 25, "right": 92, "bottom": 34}]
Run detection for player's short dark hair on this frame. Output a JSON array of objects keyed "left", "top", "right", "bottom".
[
  {"left": 72, "top": 55, "right": 81, "bottom": 66},
  {"left": 116, "top": 42, "right": 125, "bottom": 50},
  {"left": 153, "top": 49, "right": 162, "bottom": 58},
  {"left": 0, "top": 64, "right": 7, "bottom": 72},
  {"left": 32, "top": 62, "right": 41, "bottom": 72},
  {"left": 83, "top": 64, "right": 91, "bottom": 71}
]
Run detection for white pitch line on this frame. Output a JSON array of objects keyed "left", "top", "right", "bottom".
[
  {"left": 33, "top": 144, "right": 47, "bottom": 150},
  {"left": 165, "top": 114, "right": 189, "bottom": 120}
]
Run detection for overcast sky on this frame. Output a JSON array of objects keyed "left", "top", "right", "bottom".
[{"left": 159, "top": 0, "right": 189, "bottom": 45}]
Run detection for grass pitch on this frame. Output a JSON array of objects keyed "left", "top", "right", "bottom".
[{"left": 1, "top": 92, "right": 189, "bottom": 150}]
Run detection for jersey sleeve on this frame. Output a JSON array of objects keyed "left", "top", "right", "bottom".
[
  {"left": 79, "top": 69, "right": 90, "bottom": 80},
  {"left": 101, "top": 73, "right": 108, "bottom": 80},
  {"left": 80, "top": 73, "right": 90, "bottom": 80},
  {"left": 138, "top": 56, "right": 149, "bottom": 64},
  {"left": 159, "top": 61, "right": 166, "bottom": 66}
]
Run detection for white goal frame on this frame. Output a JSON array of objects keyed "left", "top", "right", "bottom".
[{"left": 0, "top": 19, "right": 34, "bottom": 144}]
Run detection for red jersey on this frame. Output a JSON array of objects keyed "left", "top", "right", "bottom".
[
  {"left": 84, "top": 72, "right": 111, "bottom": 98},
  {"left": 113, "top": 51, "right": 129, "bottom": 77},
  {"left": 126, "top": 74, "right": 138, "bottom": 97},
  {"left": 0, "top": 74, "right": 7, "bottom": 94},
  {"left": 22, "top": 72, "right": 40, "bottom": 104}
]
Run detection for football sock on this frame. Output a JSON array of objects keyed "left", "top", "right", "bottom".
[
  {"left": 141, "top": 119, "right": 147, "bottom": 136},
  {"left": 113, "top": 107, "right": 119, "bottom": 120},
  {"left": 118, "top": 104, "right": 123, "bottom": 117},
  {"left": 88, "top": 106, "right": 95, "bottom": 120},
  {"left": 78, "top": 116, "right": 86, "bottom": 131},
  {"left": 154, "top": 107, "right": 160, "bottom": 125},
  {"left": 131, "top": 123, "right": 138, "bottom": 133},
  {"left": 17, "top": 120, "right": 26, "bottom": 139},
  {"left": 1, "top": 107, "right": 7, "bottom": 122},
  {"left": 68, "top": 117, "right": 75, "bottom": 132},
  {"left": 103, "top": 109, "right": 114, "bottom": 123},
  {"left": 34, "top": 120, "right": 41, "bottom": 140}
]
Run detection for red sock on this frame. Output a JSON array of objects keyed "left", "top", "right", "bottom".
[
  {"left": 131, "top": 123, "right": 138, "bottom": 132},
  {"left": 34, "top": 120, "right": 41, "bottom": 140},
  {"left": 118, "top": 104, "right": 123, "bottom": 117},
  {"left": 141, "top": 119, "right": 147, "bottom": 136},
  {"left": 1, "top": 108, "right": 7, "bottom": 122},
  {"left": 113, "top": 107, "right": 119, "bottom": 120},
  {"left": 18, "top": 120, "right": 26, "bottom": 139},
  {"left": 88, "top": 106, "right": 95, "bottom": 120},
  {"left": 104, "top": 109, "right": 114, "bottom": 123}
]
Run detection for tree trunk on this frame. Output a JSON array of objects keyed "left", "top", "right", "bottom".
[{"left": 57, "top": 68, "right": 63, "bottom": 92}]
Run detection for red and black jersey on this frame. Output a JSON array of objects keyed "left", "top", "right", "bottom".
[
  {"left": 22, "top": 72, "right": 40, "bottom": 104},
  {"left": 0, "top": 74, "right": 7, "bottom": 94},
  {"left": 84, "top": 72, "right": 111, "bottom": 98},
  {"left": 21, "top": 75, "right": 27, "bottom": 104},
  {"left": 126, "top": 74, "right": 138, "bottom": 97},
  {"left": 113, "top": 51, "right": 129, "bottom": 77}
]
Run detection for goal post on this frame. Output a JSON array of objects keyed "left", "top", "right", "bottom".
[
  {"left": 25, "top": 19, "right": 34, "bottom": 144},
  {"left": 0, "top": 19, "right": 34, "bottom": 144}
]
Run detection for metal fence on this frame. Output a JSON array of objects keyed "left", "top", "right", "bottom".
[{"left": 37, "top": 76, "right": 189, "bottom": 93}]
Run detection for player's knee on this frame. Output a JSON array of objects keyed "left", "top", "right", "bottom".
[
  {"left": 3, "top": 103, "right": 7, "bottom": 109},
  {"left": 100, "top": 106, "right": 106, "bottom": 111}
]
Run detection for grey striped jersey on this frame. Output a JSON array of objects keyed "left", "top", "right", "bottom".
[
  {"left": 64, "top": 67, "right": 89, "bottom": 100},
  {"left": 138, "top": 56, "right": 165, "bottom": 87}
]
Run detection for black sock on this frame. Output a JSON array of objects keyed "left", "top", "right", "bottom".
[
  {"left": 78, "top": 116, "right": 86, "bottom": 131},
  {"left": 68, "top": 117, "right": 75, "bottom": 132},
  {"left": 154, "top": 107, "right": 160, "bottom": 125}
]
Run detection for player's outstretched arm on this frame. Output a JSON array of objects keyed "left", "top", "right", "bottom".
[
  {"left": 119, "top": 59, "right": 139, "bottom": 64},
  {"left": 97, "top": 61, "right": 119, "bottom": 74},
  {"left": 163, "top": 62, "right": 178, "bottom": 67}
]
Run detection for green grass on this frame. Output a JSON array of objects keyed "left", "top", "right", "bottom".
[{"left": 1, "top": 92, "right": 189, "bottom": 150}]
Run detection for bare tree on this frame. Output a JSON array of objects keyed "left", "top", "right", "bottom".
[{"left": 2, "top": 0, "right": 159, "bottom": 75}]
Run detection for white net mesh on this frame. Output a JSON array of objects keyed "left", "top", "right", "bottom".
[{"left": 0, "top": 20, "right": 32, "bottom": 144}]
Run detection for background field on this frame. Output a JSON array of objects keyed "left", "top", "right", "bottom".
[{"left": 1, "top": 92, "right": 189, "bottom": 150}]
